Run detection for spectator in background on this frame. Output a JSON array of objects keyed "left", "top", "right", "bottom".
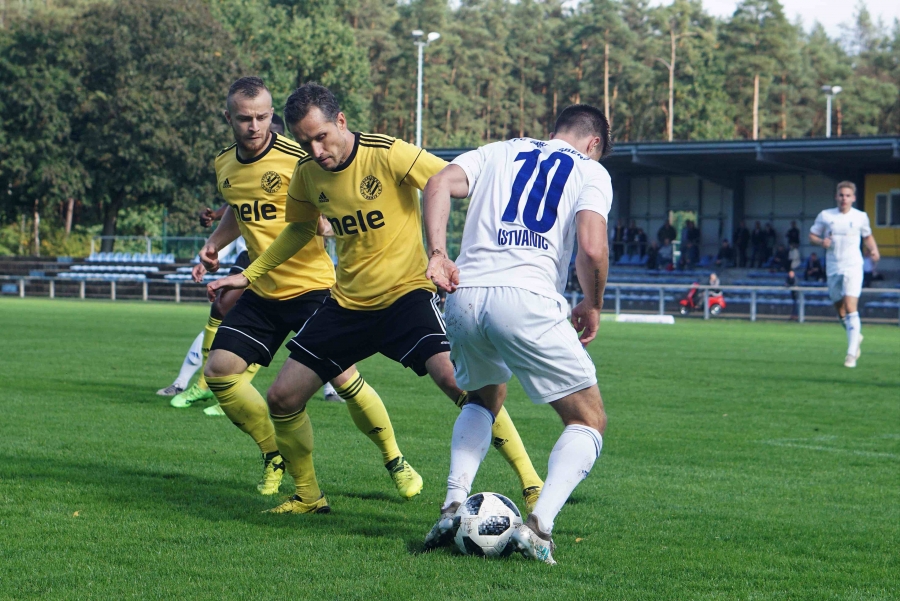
[
  {"left": 789, "top": 244, "right": 801, "bottom": 271},
  {"left": 659, "top": 238, "right": 673, "bottom": 269},
  {"left": 716, "top": 239, "right": 735, "bottom": 268},
  {"left": 734, "top": 220, "right": 750, "bottom": 267},
  {"left": 770, "top": 244, "right": 789, "bottom": 272},
  {"left": 686, "top": 220, "right": 701, "bottom": 248},
  {"left": 612, "top": 220, "right": 625, "bottom": 262},
  {"left": 786, "top": 269, "right": 799, "bottom": 320},
  {"left": 646, "top": 241, "right": 659, "bottom": 270},
  {"left": 658, "top": 218, "right": 676, "bottom": 246},
  {"left": 787, "top": 221, "right": 801, "bottom": 247},
  {"left": 750, "top": 221, "right": 765, "bottom": 267},
  {"left": 806, "top": 252, "right": 824, "bottom": 281},
  {"left": 763, "top": 223, "right": 777, "bottom": 264},
  {"left": 636, "top": 228, "right": 648, "bottom": 257},
  {"left": 625, "top": 219, "right": 639, "bottom": 255}
]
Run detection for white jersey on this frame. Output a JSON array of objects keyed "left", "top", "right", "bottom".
[
  {"left": 810, "top": 207, "right": 871, "bottom": 275},
  {"left": 451, "top": 138, "right": 612, "bottom": 303}
]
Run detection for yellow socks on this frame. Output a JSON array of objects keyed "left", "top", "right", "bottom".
[
  {"left": 335, "top": 372, "right": 402, "bottom": 465},
  {"left": 197, "top": 316, "right": 222, "bottom": 391},
  {"left": 206, "top": 373, "right": 277, "bottom": 455},
  {"left": 271, "top": 408, "right": 321, "bottom": 502},
  {"left": 457, "top": 392, "right": 543, "bottom": 491}
]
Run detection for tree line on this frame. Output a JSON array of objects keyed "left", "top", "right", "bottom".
[{"left": 0, "top": 0, "right": 897, "bottom": 254}]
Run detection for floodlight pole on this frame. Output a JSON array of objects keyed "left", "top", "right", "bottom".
[
  {"left": 821, "top": 85, "right": 842, "bottom": 138},
  {"left": 413, "top": 30, "right": 440, "bottom": 149}
]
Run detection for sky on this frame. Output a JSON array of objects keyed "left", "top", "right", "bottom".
[{"left": 654, "top": 0, "right": 900, "bottom": 38}]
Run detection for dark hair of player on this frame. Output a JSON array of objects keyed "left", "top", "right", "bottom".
[
  {"left": 271, "top": 113, "right": 285, "bottom": 135},
  {"left": 227, "top": 76, "right": 269, "bottom": 103},
  {"left": 554, "top": 104, "right": 613, "bottom": 159},
  {"left": 283, "top": 82, "right": 340, "bottom": 126}
]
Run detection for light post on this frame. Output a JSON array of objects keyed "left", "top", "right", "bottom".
[
  {"left": 821, "top": 85, "right": 842, "bottom": 138},
  {"left": 412, "top": 29, "right": 440, "bottom": 149}
]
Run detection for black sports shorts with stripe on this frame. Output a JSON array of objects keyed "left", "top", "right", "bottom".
[
  {"left": 210, "top": 288, "right": 330, "bottom": 367},
  {"left": 287, "top": 289, "right": 449, "bottom": 383},
  {"left": 228, "top": 250, "right": 251, "bottom": 275}
]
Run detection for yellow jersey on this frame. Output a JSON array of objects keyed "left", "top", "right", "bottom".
[
  {"left": 285, "top": 133, "right": 446, "bottom": 310},
  {"left": 215, "top": 132, "right": 335, "bottom": 300}
]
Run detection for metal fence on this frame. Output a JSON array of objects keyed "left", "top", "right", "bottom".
[{"left": 2, "top": 275, "right": 899, "bottom": 325}]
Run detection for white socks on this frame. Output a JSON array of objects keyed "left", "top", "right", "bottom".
[
  {"left": 844, "top": 312, "right": 861, "bottom": 357},
  {"left": 444, "top": 403, "right": 494, "bottom": 509},
  {"left": 532, "top": 425, "right": 603, "bottom": 534},
  {"left": 174, "top": 332, "right": 204, "bottom": 389}
]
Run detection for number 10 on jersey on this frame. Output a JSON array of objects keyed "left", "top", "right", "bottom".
[{"left": 501, "top": 150, "right": 574, "bottom": 234}]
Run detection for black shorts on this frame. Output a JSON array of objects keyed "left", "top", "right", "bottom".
[
  {"left": 287, "top": 289, "right": 449, "bottom": 382},
  {"left": 228, "top": 250, "right": 251, "bottom": 275},
  {"left": 210, "top": 288, "right": 330, "bottom": 367}
]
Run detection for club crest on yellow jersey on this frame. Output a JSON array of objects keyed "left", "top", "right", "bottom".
[
  {"left": 261, "top": 171, "right": 282, "bottom": 194},
  {"left": 359, "top": 175, "right": 382, "bottom": 200}
]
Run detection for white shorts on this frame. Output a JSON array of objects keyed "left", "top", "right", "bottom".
[
  {"left": 827, "top": 270, "right": 862, "bottom": 303},
  {"left": 445, "top": 287, "right": 597, "bottom": 404}
]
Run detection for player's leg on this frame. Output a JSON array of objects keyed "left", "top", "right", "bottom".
[
  {"left": 203, "top": 291, "right": 287, "bottom": 493},
  {"left": 513, "top": 385, "right": 605, "bottom": 565},
  {"left": 262, "top": 358, "right": 329, "bottom": 513},
  {"left": 426, "top": 352, "right": 543, "bottom": 509},
  {"left": 842, "top": 286, "right": 862, "bottom": 367},
  {"left": 158, "top": 332, "right": 203, "bottom": 396}
]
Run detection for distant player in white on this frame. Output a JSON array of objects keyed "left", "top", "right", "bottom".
[
  {"left": 809, "top": 181, "right": 880, "bottom": 368},
  {"left": 422, "top": 105, "right": 612, "bottom": 564}
]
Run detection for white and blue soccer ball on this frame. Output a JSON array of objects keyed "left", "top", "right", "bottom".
[{"left": 454, "top": 492, "right": 523, "bottom": 557}]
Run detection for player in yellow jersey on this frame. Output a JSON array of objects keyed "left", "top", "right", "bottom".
[
  {"left": 199, "top": 77, "right": 422, "bottom": 504},
  {"left": 209, "top": 83, "right": 544, "bottom": 515}
]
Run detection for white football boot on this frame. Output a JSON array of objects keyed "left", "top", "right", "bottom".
[
  {"left": 513, "top": 513, "right": 557, "bottom": 565},
  {"left": 423, "top": 501, "right": 460, "bottom": 551}
]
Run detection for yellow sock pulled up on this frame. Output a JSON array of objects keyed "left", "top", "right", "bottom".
[
  {"left": 336, "top": 372, "right": 402, "bottom": 465},
  {"left": 206, "top": 372, "right": 277, "bottom": 454},
  {"left": 271, "top": 408, "right": 321, "bottom": 502}
]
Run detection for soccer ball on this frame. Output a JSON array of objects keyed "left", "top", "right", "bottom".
[{"left": 454, "top": 492, "right": 523, "bottom": 557}]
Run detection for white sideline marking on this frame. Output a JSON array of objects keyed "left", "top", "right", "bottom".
[{"left": 758, "top": 439, "right": 900, "bottom": 460}]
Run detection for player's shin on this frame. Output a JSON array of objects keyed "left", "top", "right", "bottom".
[
  {"left": 444, "top": 403, "right": 494, "bottom": 509},
  {"left": 335, "top": 372, "right": 401, "bottom": 465},
  {"left": 270, "top": 408, "right": 321, "bottom": 502},
  {"left": 491, "top": 406, "right": 543, "bottom": 492},
  {"left": 174, "top": 332, "right": 204, "bottom": 390},
  {"left": 197, "top": 316, "right": 222, "bottom": 390},
  {"left": 844, "top": 311, "right": 861, "bottom": 357},
  {"left": 206, "top": 373, "right": 277, "bottom": 454},
  {"left": 531, "top": 425, "right": 603, "bottom": 533}
]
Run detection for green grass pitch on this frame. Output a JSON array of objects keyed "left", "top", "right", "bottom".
[{"left": 1, "top": 298, "right": 898, "bottom": 600}]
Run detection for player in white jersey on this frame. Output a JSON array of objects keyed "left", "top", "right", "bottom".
[
  {"left": 422, "top": 105, "right": 612, "bottom": 564},
  {"left": 809, "top": 181, "right": 880, "bottom": 368}
]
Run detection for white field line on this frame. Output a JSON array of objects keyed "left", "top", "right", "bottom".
[{"left": 758, "top": 439, "right": 900, "bottom": 460}]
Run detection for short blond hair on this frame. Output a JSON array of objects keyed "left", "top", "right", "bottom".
[{"left": 836, "top": 181, "right": 856, "bottom": 194}]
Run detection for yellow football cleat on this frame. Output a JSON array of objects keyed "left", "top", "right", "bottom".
[
  {"left": 257, "top": 454, "right": 285, "bottom": 495},
  {"left": 264, "top": 494, "right": 331, "bottom": 514},
  {"left": 523, "top": 485, "right": 543, "bottom": 514},
  {"left": 386, "top": 456, "right": 423, "bottom": 499}
]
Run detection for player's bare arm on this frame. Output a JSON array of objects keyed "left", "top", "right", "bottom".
[
  {"left": 199, "top": 208, "right": 241, "bottom": 274},
  {"left": 573, "top": 211, "right": 609, "bottom": 346},
  {"left": 199, "top": 204, "right": 229, "bottom": 228},
  {"left": 424, "top": 164, "right": 468, "bottom": 293},
  {"left": 206, "top": 218, "right": 318, "bottom": 301},
  {"left": 863, "top": 234, "right": 880, "bottom": 262},
  {"left": 809, "top": 232, "right": 831, "bottom": 249}
]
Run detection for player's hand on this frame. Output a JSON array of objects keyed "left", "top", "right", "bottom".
[
  {"left": 198, "top": 243, "right": 220, "bottom": 273},
  {"left": 191, "top": 263, "right": 207, "bottom": 283},
  {"left": 821, "top": 237, "right": 832, "bottom": 249},
  {"left": 206, "top": 273, "right": 249, "bottom": 302},
  {"left": 571, "top": 301, "right": 600, "bottom": 346},
  {"left": 870, "top": 248, "right": 880, "bottom": 262},
  {"left": 199, "top": 207, "right": 217, "bottom": 228},
  {"left": 426, "top": 254, "right": 459, "bottom": 293}
]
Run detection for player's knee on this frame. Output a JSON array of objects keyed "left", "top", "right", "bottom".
[{"left": 266, "top": 382, "right": 304, "bottom": 415}]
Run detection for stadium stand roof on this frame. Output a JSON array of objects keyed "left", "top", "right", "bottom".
[{"left": 430, "top": 136, "right": 900, "bottom": 187}]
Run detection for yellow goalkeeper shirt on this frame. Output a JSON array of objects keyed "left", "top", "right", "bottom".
[
  {"left": 215, "top": 132, "right": 334, "bottom": 300},
  {"left": 285, "top": 132, "right": 446, "bottom": 310}
]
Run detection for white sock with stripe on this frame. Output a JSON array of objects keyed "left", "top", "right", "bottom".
[
  {"left": 443, "top": 403, "right": 494, "bottom": 509},
  {"left": 844, "top": 312, "right": 861, "bottom": 357},
  {"left": 174, "top": 332, "right": 204, "bottom": 389}
]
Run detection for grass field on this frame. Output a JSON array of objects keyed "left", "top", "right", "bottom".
[{"left": 1, "top": 298, "right": 898, "bottom": 600}]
